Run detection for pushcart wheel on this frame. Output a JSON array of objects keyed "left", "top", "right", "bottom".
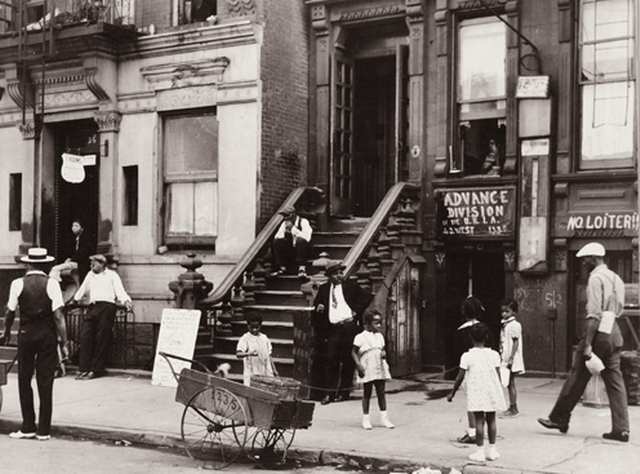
[
  {"left": 181, "top": 386, "right": 248, "bottom": 469},
  {"left": 249, "top": 427, "right": 296, "bottom": 467}
]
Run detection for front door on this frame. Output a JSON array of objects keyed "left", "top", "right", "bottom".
[
  {"left": 52, "top": 120, "right": 100, "bottom": 264},
  {"left": 329, "top": 35, "right": 408, "bottom": 218}
]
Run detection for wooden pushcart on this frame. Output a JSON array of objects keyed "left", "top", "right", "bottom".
[
  {"left": 0, "top": 346, "right": 18, "bottom": 413},
  {"left": 159, "top": 352, "right": 315, "bottom": 470}
]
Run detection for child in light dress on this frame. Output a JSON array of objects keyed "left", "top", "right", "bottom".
[
  {"left": 499, "top": 298, "right": 525, "bottom": 418},
  {"left": 351, "top": 309, "right": 394, "bottom": 430},
  {"left": 448, "top": 323, "right": 506, "bottom": 462},
  {"left": 236, "top": 314, "right": 278, "bottom": 386}
]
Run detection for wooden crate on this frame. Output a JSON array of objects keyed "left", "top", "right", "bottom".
[{"left": 0, "top": 346, "right": 17, "bottom": 386}]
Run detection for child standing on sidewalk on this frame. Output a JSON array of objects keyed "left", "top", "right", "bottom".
[
  {"left": 499, "top": 298, "right": 525, "bottom": 418},
  {"left": 352, "top": 309, "right": 394, "bottom": 430},
  {"left": 236, "top": 314, "right": 278, "bottom": 386},
  {"left": 448, "top": 323, "right": 506, "bottom": 462}
]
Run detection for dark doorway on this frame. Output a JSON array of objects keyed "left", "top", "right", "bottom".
[
  {"left": 50, "top": 120, "right": 100, "bottom": 265},
  {"left": 444, "top": 247, "right": 505, "bottom": 375},
  {"left": 353, "top": 56, "right": 397, "bottom": 217}
]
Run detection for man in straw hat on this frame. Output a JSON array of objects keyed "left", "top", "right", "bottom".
[
  {"left": 1, "top": 247, "right": 69, "bottom": 441},
  {"left": 538, "top": 242, "right": 630, "bottom": 442},
  {"left": 270, "top": 204, "right": 313, "bottom": 278},
  {"left": 312, "top": 260, "right": 372, "bottom": 404}
]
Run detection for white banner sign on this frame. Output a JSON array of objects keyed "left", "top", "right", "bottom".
[{"left": 61, "top": 153, "right": 86, "bottom": 183}]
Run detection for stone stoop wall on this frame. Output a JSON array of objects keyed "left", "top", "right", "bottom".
[{"left": 258, "top": 0, "right": 310, "bottom": 229}]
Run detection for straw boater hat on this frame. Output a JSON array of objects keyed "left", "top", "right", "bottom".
[
  {"left": 21, "top": 247, "right": 55, "bottom": 264},
  {"left": 576, "top": 242, "right": 606, "bottom": 258}
]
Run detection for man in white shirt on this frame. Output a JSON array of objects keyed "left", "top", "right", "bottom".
[
  {"left": 271, "top": 204, "right": 313, "bottom": 278},
  {"left": 72, "top": 254, "right": 132, "bottom": 380},
  {"left": 312, "top": 261, "right": 372, "bottom": 404},
  {"left": 1, "top": 247, "right": 69, "bottom": 441}
]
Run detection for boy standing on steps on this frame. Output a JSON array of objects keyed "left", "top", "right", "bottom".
[{"left": 499, "top": 298, "right": 525, "bottom": 418}]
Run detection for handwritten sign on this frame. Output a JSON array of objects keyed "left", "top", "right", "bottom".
[
  {"left": 516, "top": 76, "right": 550, "bottom": 98},
  {"left": 566, "top": 212, "right": 638, "bottom": 232},
  {"left": 438, "top": 187, "right": 516, "bottom": 239},
  {"left": 151, "top": 309, "right": 201, "bottom": 387}
]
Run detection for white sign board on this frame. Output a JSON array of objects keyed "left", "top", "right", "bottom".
[
  {"left": 516, "top": 76, "right": 550, "bottom": 98},
  {"left": 151, "top": 308, "right": 201, "bottom": 387},
  {"left": 61, "top": 153, "right": 86, "bottom": 183}
]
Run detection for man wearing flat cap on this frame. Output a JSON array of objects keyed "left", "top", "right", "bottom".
[
  {"left": 72, "top": 254, "right": 132, "bottom": 380},
  {"left": 1, "top": 247, "right": 69, "bottom": 440},
  {"left": 270, "top": 204, "right": 313, "bottom": 278},
  {"left": 539, "top": 242, "right": 630, "bottom": 442},
  {"left": 312, "top": 261, "right": 372, "bottom": 404}
]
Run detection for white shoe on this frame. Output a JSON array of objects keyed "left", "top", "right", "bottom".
[
  {"left": 362, "top": 415, "right": 372, "bottom": 430},
  {"left": 37, "top": 435, "right": 51, "bottom": 441},
  {"left": 486, "top": 447, "right": 500, "bottom": 461},
  {"left": 469, "top": 449, "right": 486, "bottom": 462},
  {"left": 9, "top": 431, "right": 36, "bottom": 439},
  {"left": 380, "top": 412, "right": 395, "bottom": 429}
]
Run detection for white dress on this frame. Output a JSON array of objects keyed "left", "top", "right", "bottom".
[
  {"left": 353, "top": 330, "right": 391, "bottom": 384},
  {"left": 460, "top": 347, "right": 506, "bottom": 412},
  {"left": 236, "top": 332, "right": 274, "bottom": 386}
]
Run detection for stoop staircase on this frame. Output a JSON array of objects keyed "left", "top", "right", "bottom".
[
  {"left": 206, "top": 218, "right": 369, "bottom": 381},
  {"left": 197, "top": 183, "right": 422, "bottom": 385}
]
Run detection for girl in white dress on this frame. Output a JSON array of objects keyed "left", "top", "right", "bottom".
[
  {"left": 236, "top": 314, "right": 278, "bottom": 386},
  {"left": 351, "top": 310, "right": 394, "bottom": 430},
  {"left": 448, "top": 323, "right": 506, "bottom": 462}
]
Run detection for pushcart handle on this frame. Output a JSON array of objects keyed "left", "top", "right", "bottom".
[{"left": 158, "top": 351, "right": 213, "bottom": 380}]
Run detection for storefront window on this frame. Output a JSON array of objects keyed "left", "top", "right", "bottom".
[
  {"left": 579, "top": 0, "right": 636, "bottom": 169},
  {"left": 162, "top": 110, "right": 218, "bottom": 247},
  {"left": 456, "top": 17, "right": 507, "bottom": 177}
]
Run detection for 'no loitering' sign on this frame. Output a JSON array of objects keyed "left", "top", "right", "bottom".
[{"left": 438, "top": 187, "right": 516, "bottom": 239}]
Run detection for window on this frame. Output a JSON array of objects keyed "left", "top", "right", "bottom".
[
  {"left": 173, "top": 0, "right": 216, "bottom": 26},
  {"left": 456, "top": 17, "right": 507, "bottom": 176},
  {"left": 9, "top": 173, "right": 21, "bottom": 231},
  {"left": 162, "top": 110, "right": 218, "bottom": 247},
  {"left": 579, "top": 0, "right": 636, "bottom": 169},
  {"left": 123, "top": 165, "right": 138, "bottom": 226}
]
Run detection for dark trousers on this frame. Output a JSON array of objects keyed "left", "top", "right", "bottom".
[
  {"left": 17, "top": 321, "right": 58, "bottom": 436},
  {"left": 549, "top": 323, "right": 629, "bottom": 433},
  {"left": 273, "top": 237, "right": 312, "bottom": 270},
  {"left": 324, "top": 320, "right": 358, "bottom": 399},
  {"left": 79, "top": 302, "right": 117, "bottom": 373}
]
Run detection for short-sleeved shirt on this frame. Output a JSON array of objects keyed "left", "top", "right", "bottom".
[
  {"left": 500, "top": 318, "right": 525, "bottom": 374},
  {"left": 586, "top": 264, "right": 625, "bottom": 321},
  {"left": 7, "top": 270, "right": 64, "bottom": 312}
]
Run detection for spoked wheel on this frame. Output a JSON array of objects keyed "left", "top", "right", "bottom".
[
  {"left": 249, "top": 427, "right": 296, "bottom": 467},
  {"left": 181, "top": 386, "right": 248, "bottom": 469}
]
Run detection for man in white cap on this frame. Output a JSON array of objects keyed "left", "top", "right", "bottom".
[
  {"left": 1, "top": 247, "right": 69, "bottom": 441},
  {"left": 72, "top": 254, "right": 132, "bottom": 380},
  {"left": 539, "top": 242, "right": 629, "bottom": 442}
]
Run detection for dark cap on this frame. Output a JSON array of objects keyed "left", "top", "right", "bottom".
[
  {"left": 325, "top": 261, "right": 346, "bottom": 276},
  {"left": 278, "top": 204, "right": 296, "bottom": 216}
]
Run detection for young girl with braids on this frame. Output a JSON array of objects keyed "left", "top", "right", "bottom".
[{"left": 351, "top": 309, "right": 394, "bottom": 430}]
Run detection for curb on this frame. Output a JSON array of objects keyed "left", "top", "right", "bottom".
[{"left": 0, "top": 417, "right": 550, "bottom": 474}]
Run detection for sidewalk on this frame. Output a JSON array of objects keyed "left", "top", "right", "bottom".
[{"left": 0, "top": 371, "right": 638, "bottom": 474}]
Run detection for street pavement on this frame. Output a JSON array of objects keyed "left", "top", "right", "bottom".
[{"left": 0, "top": 370, "right": 638, "bottom": 474}]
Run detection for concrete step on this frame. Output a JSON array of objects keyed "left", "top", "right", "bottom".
[
  {"left": 311, "top": 244, "right": 352, "bottom": 260},
  {"left": 312, "top": 232, "right": 360, "bottom": 246},
  {"left": 253, "top": 290, "right": 309, "bottom": 307},
  {"left": 243, "top": 305, "right": 312, "bottom": 322},
  {"left": 231, "top": 320, "right": 293, "bottom": 340},
  {"left": 214, "top": 336, "right": 293, "bottom": 359}
]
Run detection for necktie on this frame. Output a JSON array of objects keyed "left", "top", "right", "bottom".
[{"left": 331, "top": 284, "right": 339, "bottom": 309}]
